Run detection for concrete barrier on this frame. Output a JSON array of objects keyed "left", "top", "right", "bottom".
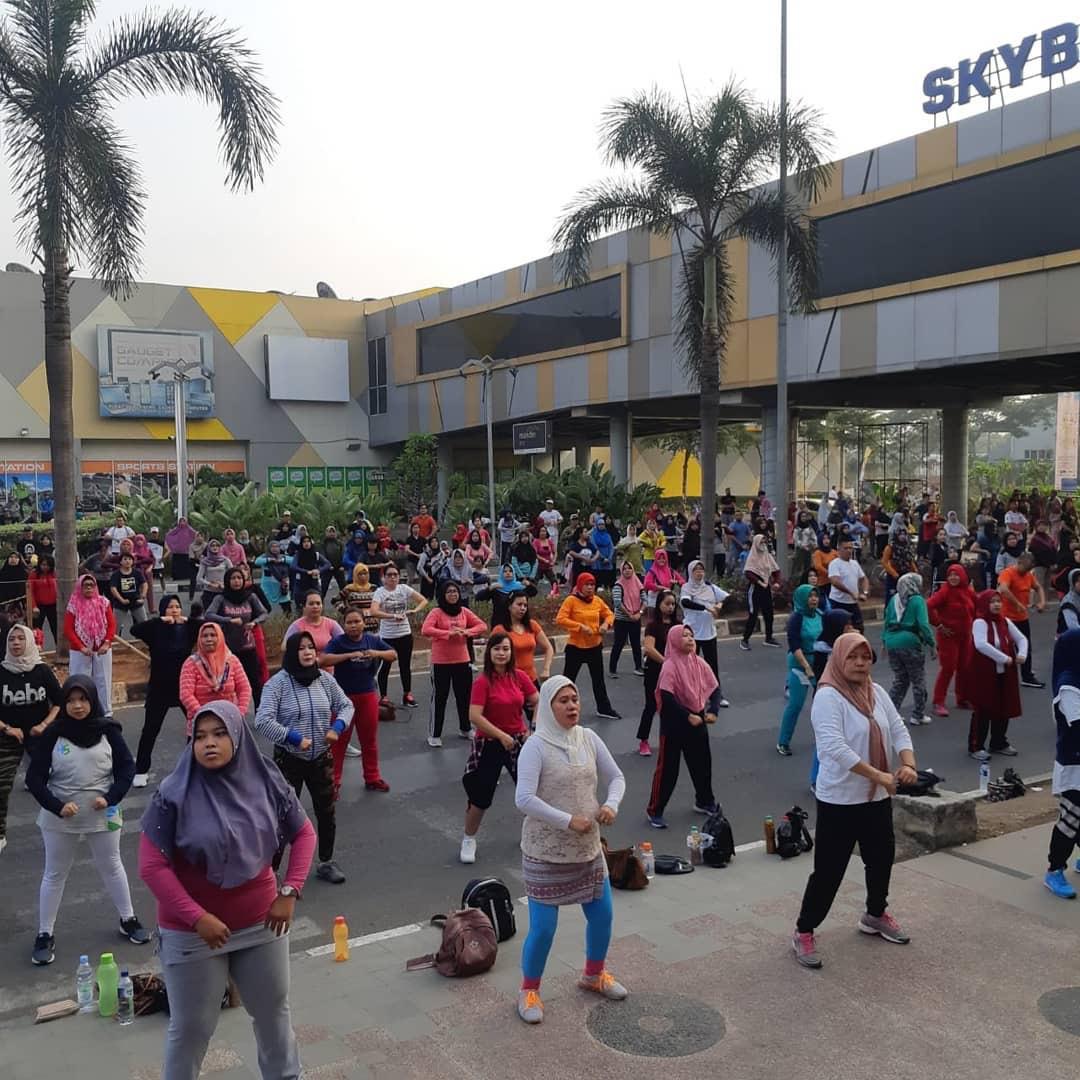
[{"left": 892, "top": 790, "right": 978, "bottom": 860}]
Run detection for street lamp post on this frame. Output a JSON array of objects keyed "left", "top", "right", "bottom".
[
  {"left": 460, "top": 355, "right": 497, "bottom": 533},
  {"left": 150, "top": 359, "right": 206, "bottom": 519},
  {"left": 775, "top": 0, "right": 791, "bottom": 570}
]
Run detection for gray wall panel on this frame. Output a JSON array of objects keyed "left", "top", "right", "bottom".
[
  {"left": 998, "top": 273, "right": 1047, "bottom": 354},
  {"left": 914, "top": 289, "right": 957, "bottom": 361},
  {"left": 842, "top": 150, "right": 878, "bottom": 197},
  {"left": 876, "top": 137, "right": 916, "bottom": 187},
  {"left": 955, "top": 281, "right": 999, "bottom": 356},
  {"left": 607, "top": 346, "right": 629, "bottom": 402},
  {"left": 629, "top": 264, "right": 650, "bottom": 341},
  {"left": 648, "top": 258, "right": 673, "bottom": 337},
  {"left": 628, "top": 339, "right": 650, "bottom": 399},
  {"left": 507, "top": 363, "right": 538, "bottom": 417},
  {"left": 876, "top": 296, "right": 915, "bottom": 368},
  {"left": 1002, "top": 93, "right": 1051, "bottom": 153},
  {"left": 607, "top": 231, "right": 629, "bottom": 266},
  {"left": 748, "top": 241, "right": 777, "bottom": 318},
  {"left": 805, "top": 311, "right": 840, "bottom": 377},
  {"left": 784, "top": 313, "right": 809, "bottom": 380},
  {"left": 648, "top": 336, "right": 674, "bottom": 396},
  {"left": 437, "top": 374, "right": 466, "bottom": 430},
  {"left": 1047, "top": 264, "right": 1080, "bottom": 349},
  {"left": 957, "top": 108, "right": 1003, "bottom": 165},
  {"left": 839, "top": 304, "right": 876, "bottom": 372},
  {"left": 1051, "top": 80, "right": 1080, "bottom": 139},
  {"left": 553, "top": 355, "right": 587, "bottom": 410}
]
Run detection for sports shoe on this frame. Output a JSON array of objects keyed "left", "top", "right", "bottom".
[
  {"left": 403, "top": 693, "right": 418, "bottom": 708},
  {"left": 694, "top": 802, "right": 719, "bottom": 815},
  {"left": 131, "top": 773, "right": 149, "bottom": 788},
  {"left": 365, "top": 779, "right": 390, "bottom": 792},
  {"left": 1020, "top": 678, "right": 1046, "bottom": 689},
  {"left": 718, "top": 697, "right": 730, "bottom": 708},
  {"left": 739, "top": 641, "right": 751, "bottom": 652},
  {"left": 427, "top": 736, "right": 443, "bottom": 748},
  {"left": 596, "top": 709, "right": 622, "bottom": 720},
  {"left": 460, "top": 836, "right": 477, "bottom": 864},
  {"left": 993, "top": 744, "right": 1019, "bottom": 756},
  {"left": 647, "top": 814, "right": 667, "bottom": 829},
  {"left": 518, "top": 989, "right": 544, "bottom": 1023},
  {"left": 634, "top": 668, "right": 645, "bottom": 677},
  {"left": 969, "top": 749, "right": 991, "bottom": 761},
  {"left": 791, "top": 930, "right": 822, "bottom": 969},
  {"left": 0, "top": 836, "right": 7, "bottom": 855},
  {"left": 762, "top": 638, "right": 781, "bottom": 648},
  {"left": 345, "top": 744, "right": 362, "bottom": 758},
  {"left": 31, "top": 932, "right": 55, "bottom": 966},
  {"left": 858, "top": 912, "right": 910, "bottom": 943},
  {"left": 458, "top": 729, "right": 472, "bottom": 739},
  {"left": 316, "top": 861, "right": 346, "bottom": 884},
  {"left": 120, "top": 916, "right": 152, "bottom": 944},
  {"left": 1045, "top": 869, "right": 1077, "bottom": 899},
  {"left": 608, "top": 670, "right": 618, "bottom": 679},
  {"left": 638, "top": 740, "right": 652, "bottom": 756},
  {"left": 932, "top": 704, "right": 949, "bottom": 717},
  {"left": 578, "top": 971, "right": 628, "bottom": 1000},
  {"left": 776, "top": 743, "right": 792, "bottom": 757},
  {"left": 909, "top": 716, "right": 933, "bottom": 726},
  {"left": 378, "top": 696, "right": 391, "bottom": 707}
]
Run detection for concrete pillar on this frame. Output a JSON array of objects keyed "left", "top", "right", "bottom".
[
  {"left": 940, "top": 406, "right": 969, "bottom": 518},
  {"left": 609, "top": 411, "right": 628, "bottom": 487},
  {"left": 436, "top": 440, "right": 453, "bottom": 520},
  {"left": 760, "top": 405, "right": 777, "bottom": 506},
  {"left": 574, "top": 437, "right": 591, "bottom": 471}
]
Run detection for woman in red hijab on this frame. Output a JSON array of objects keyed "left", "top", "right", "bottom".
[
  {"left": 927, "top": 563, "right": 975, "bottom": 716},
  {"left": 966, "top": 590, "right": 1026, "bottom": 760}
]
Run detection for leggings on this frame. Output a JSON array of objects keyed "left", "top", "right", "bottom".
[
  {"left": 134, "top": 691, "right": 183, "bottom": 774},
  {"left": 609, "top": 620, "right": 642, "bottom": 673},
  {"left": 742, "top": 583, "right": 774, "bottom": 642},
  {"left": 933, "top": 631, "right": 967, "bottom": 706},
  {"left": 429, "top": 662, "right": 473, "bottom": 738},
  {"left": 637, "top": 662, "right": 660, "bottom": 741},
  {"left": 236, "top": 648, "right": 264, "bottom": 709},
  {"left": 1049, "top": 790, "right": 1080, "bottom": 872},
  {"left": 38, "top": 827, "right": 135, "bottom": 934},
  {"left": 273, "top": 749, "right": 336, "bottom": 863},
  {"left": 33, "top": 603, "right": 58, "bottom": 644},
  {"left": 521, "top": 879, "right": 613, "bottom": 984},
  {"left": 563, "top": 644, "right": 615, "bottom": 715},
  {"left": 887, "top": 648, "right": 927, "bottom": 721},
  {"left": 161, "top": 931, "right": 300, "bottom": 1080},
  {"left": 378, "top": 636, "right": 414, "bottom": 697},
  {"left": 779, "top": 667, "right": 813, "bottom": 748},
  {"left": 331, "top": 691, "right": 381, "bottom": 788},
  {"left": 0, "top": 739, "right": 27, "bottom": 839}
]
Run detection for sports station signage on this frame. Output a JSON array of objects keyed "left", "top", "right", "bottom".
[{"left": 923, "top": 21, "right": 1080, "bottom": 114}]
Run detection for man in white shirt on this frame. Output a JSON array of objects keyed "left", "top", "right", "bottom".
[
  {"left": 104, "top": 512, "right": 135, "bottom": 555},
  {"left": 539, "top": 499, "right": 562, "bottom": 535},
  {"left": 827, "top": 539, "right": 868, "bottom": 631}
]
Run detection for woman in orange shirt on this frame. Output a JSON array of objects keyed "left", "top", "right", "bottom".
[
  {"left": 499, "top": 593, "right": 554, "bottom": 728},
  {"left": 812, "top": 533, "right": 838, "bottom": 582},
  {"left": 555, "top": 573, "right": 619, "bottom": 720}
]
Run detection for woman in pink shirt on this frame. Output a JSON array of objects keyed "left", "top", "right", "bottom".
[
  {"left": 179, "top": 622, "right": 252, "bottom": 735},
  {"left": 421, "top": 580, "right": 486, "bottom": 746},
  {"left": 284, "top": 590, "right": 343, "bottom": 652},
  {"left": 140, "top": 700, "right": 315, "bottom": 1079}
]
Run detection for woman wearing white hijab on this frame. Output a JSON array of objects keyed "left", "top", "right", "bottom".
[
  {"left": 514, "top": 676, "right": 627, "bottom": 1025},
  {"left": 740, "top": 535, "right": 782, "bottom": 650}
]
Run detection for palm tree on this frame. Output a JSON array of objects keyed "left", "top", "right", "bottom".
[
  {"left": 554, "top": 83, "right": 831, "bottom": 575},
  {"left": 0, "top": 0, "right": 278, "bottom": 641}
]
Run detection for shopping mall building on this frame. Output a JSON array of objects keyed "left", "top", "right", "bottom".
[{"left": 2, "top": 69, "right": 1080, "bottom": 514}]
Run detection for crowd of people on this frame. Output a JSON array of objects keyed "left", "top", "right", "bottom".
[{"left": 0, "top": 480, "right": 1075, "bottom": 1068}]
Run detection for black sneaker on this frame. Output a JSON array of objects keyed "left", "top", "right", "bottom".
[
  {"left": 762, "top": 639, "right": 781, "bottom": 648},
  {"left": 31, "top": 932, "right": 55, "bottom": 966},
  {"left": 608, "top": 670, "right": 618, "bottom": 679},
  {"left": 1020, "top": 678, "right": 1046, "bottom": 689},
  {"left": 595, "top": 709, "right": 622, "bottom": 720},
  {"left": 120, "top": 916, "right": 152, "bottom": 945},
  {"left": 317, "top": 860, "right": 346, "bottom": 884}
]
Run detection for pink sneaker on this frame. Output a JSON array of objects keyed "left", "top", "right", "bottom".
[
  {"left": 933, "top": 704, "right": 949, "bottom": 717},
  {"left": 638, "top": 740, "right": 652, "bottom": 757},
  {"left": 791, "top": 929, "right": 822, "bottom": 968}
]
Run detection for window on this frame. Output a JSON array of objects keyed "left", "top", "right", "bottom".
[
  {"left": 1023, "top": 448, "right": 1051, "bottom": 461},
  {"left": 815, "top": 147, "right": 1080, "bottom": 297},
  {"left": 367, "top": 337, "right": 387, "bottom": 415},
  {"left": 417, "top": 275, "right": 622, "bottom": 375}
]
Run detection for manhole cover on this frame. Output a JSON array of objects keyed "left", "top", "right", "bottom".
[
  {"left": 1039, "top": 988, "right": 1080, "bottom": 1035},
  {"left": 586, "top": 991, "right": 724, "bottom": 1057}
]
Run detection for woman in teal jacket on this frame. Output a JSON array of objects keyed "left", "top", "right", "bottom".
[
  {"left": 883, "top": 571, "right": 936, "bottom": 726},
  {"left": 777, "top": 584, "right": 823, "bottom": 755}
]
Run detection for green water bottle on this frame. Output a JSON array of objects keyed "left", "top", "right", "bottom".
[
  {"left": 105, "top": 805, "right": 122, "bottom": 832},
  {"left": 97, "top": 952, "right": 119, "bottom": 1017}
]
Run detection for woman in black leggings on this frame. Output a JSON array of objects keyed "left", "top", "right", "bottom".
[
  {"left": 370, "top": 565, "right": 428, "bottom": 708},
  {"left": 636, "top": 590, "right": 680, "bottom": 757}
]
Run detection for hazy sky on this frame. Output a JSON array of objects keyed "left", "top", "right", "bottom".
[{"left": 0, "top": 1, "right": 1070, "bottom": 298}]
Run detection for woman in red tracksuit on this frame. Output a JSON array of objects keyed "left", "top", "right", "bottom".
[{"left": 927, "top": 563, "right": 975, "bottom": 717}]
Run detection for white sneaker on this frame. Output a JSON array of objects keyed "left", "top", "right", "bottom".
[
  {"left": 345, "top": 744, "right": 362, "bottom": 757},
  {"left": 427, "top": 736, "right": 443, "bottom": 748},
  {"left": 912, "top": 715, "right": 933, "bottom": 726},
  {"left": 132, "top": 773, "right": 149, "bottom": 788},
  {"left": 460, "top": 835, "right": 477, "bottom": 864},
  {"left": 0, "top": 837, "right": 7, "bottom": 855}
]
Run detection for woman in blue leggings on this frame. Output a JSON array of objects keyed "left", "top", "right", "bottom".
[{"left": 514, "top": 676, "right": 626, "bottom": 1024}]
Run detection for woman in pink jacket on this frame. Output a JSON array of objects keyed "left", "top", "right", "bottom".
[
  {"left": 421, "top": 580, "right": 486, "bottom": 747},
  {"left": 179, "top": 623, "right": 253, "bottom": 735}
]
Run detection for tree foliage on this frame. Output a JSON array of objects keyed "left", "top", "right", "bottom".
[{"left": 392, "top": 434, "right": 439, "bottom": 516}]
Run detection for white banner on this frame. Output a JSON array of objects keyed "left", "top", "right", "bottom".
[{"left": 1056, "top": 392, "right": 1079, "bottom": 491}]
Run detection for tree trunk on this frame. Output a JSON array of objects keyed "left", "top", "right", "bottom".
[
  {"left": 681, "top": 450, "right": 690, "bottom": 503},
  {"left": 699, "top": 251, "right": 721, "bottom": 577},
  {"left": 42, "top": 248, "right": 76, "bottom": 660}
]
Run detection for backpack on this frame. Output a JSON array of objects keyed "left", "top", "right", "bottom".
[
  {"left": 775, "top": 806, "right": 813, "bottom": 859},
  {"left": 462, "top": 877, "right": 517, "bottom": 942},
  {"left": 601, "top": 840, "right": 649, "bottom": 890},
  {"left": 701, "top": 807, "right": 736, "bottom": 867},
  {"left": 405, "top": 909, "right": 497, "bottom": 977}
]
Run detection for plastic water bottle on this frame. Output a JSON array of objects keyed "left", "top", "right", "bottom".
[
  {"left": 639, "top": 841, "right": 655, "bottom": 879},
  {"left": 97, "top": 952, "right": 119, "bottom": 1017},
  {"left": 76, "top": 955, "right": 94, "bottom": 1013},
  {"left": 116, "top": 969, "right": 134, "bottom": 1026},
  {"left": 687, "top": 826, "right": 703, "bottom": 866},
  {"left": 104, "top": 805, "right": 122, "bottom": 832},
  {"left": 979, "top": 761, "right": 990, "bottom": 793},
  {"left": 333, "top": 916, "right": 349, "bottom": 962}
]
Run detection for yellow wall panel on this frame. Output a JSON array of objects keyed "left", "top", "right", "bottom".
[
  {"left": 648, "top": 233, "right": 672, "bottom": 261},
  {"left": 286, "top": 443, "right": 326, "bottom": 468},
  {"left": 465, "top": 373, "right": 481, "bottom": 427},
  {"left": 916, "top": 125, "right": 956, "bottom": 176},
  {"left": 721, "top": 321, "right": 749, "bottom": 386},
  {"left": 391, "top": 326, "right": 416, "bottom": 384},
  {"left": 587, "top": 351, "right": 608, "bottom": 403},
  {"left": 279, "top": 295, "right": 365, "bottom": 338},
  {"left": 143, "top": 419, "right": 234, "bottom": 441},
  {"left": 747, "top": 316, "right": 778, "bottom": 383},
  {"left": 188, "top": 288, "right": 280, "bottom": 345},
  {"left": 727, "top": 238, "right": 749, "bottom": 323},
  {"left": 429, "top": 382, "right": 442, "bottom": 433},
  {"left": 537, "top": 363, "right": 554, "bottom": 412}
]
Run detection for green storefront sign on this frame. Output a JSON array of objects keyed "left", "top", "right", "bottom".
[
  {"left": 327, "top": 468, "right": 345, "bottom": 490},
  {"left": 308, "top": 468, "right": 326, "bottom": 489},
  {"left": 268, "top": 465, "right": 386, "bottom": 497},
  {"left": 267, "top": 467, "right": 287, "bottom": 491}
]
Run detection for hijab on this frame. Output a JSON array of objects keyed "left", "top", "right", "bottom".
[
  {"left": 939, "top": 564, "right": 975, "bottom": 615},
  {"left": 51, "top": 674, "right": 117, "bottom": 749},
  {"left": 132, "top": 533, "right": 153, "bottom": 561},
  {"left": 892, "top": 572, "right": 924, "bottom": 621},
  {"left": 1053, "top": 628, "right": 1080, "bottom": 698},
  {"left": 792, "top": 584, "right": 823, "bottom": 641},
  {"left": 448, "top": 549, "right": 472, "bottom": 586},
  {"left": 222, "top": 569, "right": 248, "bottom": 605},
  {"left": 533, "top": 674, "right": 588, "bottom": 763},
  {"left": 165, "top": 519, "right": 196, "bottom": 551},
  {"left": 616, "top": 562, "right": 642, "bottom": 614},
  {"left": 745, "top": 534, "right": 780, "bottom": 581},
  {"left": 680, "top": 560, "right": 715, "bottom": 604},
  {"left": 656, "top": 624, "right": 719, "bottom": 714},
  {"left": 974, "top": 589, "right": 1011, "bottom": 652},
  {"left": 512, "top": 534, "right": 535, "bottom": 564},
  {"left": 497, "top": 567, "right": 526, "bottom": 594},
  {"left": 573, "top": 571, "right": 596, "bottom": 601},
  {"left": 648, "top": 549, "right": 674, "bottom": 588},
  {"left": 436, "top": 578, "right": 463, "bottom": 617},
  {"left": 2, "top": 623, "right": 41, "bottom": 674},
  {"left": 1061, "top": 569, "right": 1080, "bottom": 624},
  {"left": 141, "top": 700, "right": 307, "bottom": 889},
  {"left": 195, "top": 622, "right": 230, "bottom": 689},
  {"left": 0, "top": 552, "right": 27, "bottom": 583},
  {"left": 66, "top": 574, "right": 109, "bottom": 649},
  {"left": 282, "top": 630, "right": 321, "bottom": 687},
  {"left": 201, "top": 539, "right": 226, "bottom": 567},
  {"left": 820, "top": 609, "right": 853, "bottom": 647},
  {"left": 220, "top": 532, "right": 246, "bottom": 565},
  {"left": 294, "top": 536, "right": 319, "bottom": 571}
]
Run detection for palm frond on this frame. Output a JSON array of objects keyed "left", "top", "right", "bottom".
[
  {"left": 552, "top": 179, "right": 680, "bottom": 285},
  {"left": 674, "top": 242, "right": 735, "bottom": 389},
  {"left": 82, "top": 8, "right": 278, "bottom": 190},
  {"left": 4, "top": 0, "right": 50, "bottom": 65},
  {"left": 783, "top": 101, "right": 834, "bottom": 203},
  {"left": 51, "top": 0, "right": 96, "bottom": 66}
]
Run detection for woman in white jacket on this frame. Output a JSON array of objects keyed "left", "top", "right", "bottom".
[{"left": 791, "top": 634, "right": 918, "bottom": 970}]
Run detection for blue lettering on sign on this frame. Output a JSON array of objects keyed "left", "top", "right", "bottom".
[{"left": 923, "top": 24, "right": 1080, "bottom": 114}]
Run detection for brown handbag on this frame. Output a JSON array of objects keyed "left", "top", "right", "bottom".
[
  {"left": 601, "top": 838, "right": 649, "bottom": 890},
  {"left": 405, "top": 909, "right": 498, "bottom": 977}
]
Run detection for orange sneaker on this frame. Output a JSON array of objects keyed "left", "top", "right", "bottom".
[
  {"left": 517, "top": 989, "right": 544, "bottom": 1023},
  {"left": 577, "top": 971, "right": 628, "bottom": 1000}
]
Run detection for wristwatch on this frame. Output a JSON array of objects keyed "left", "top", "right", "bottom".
[{"left": 278, "top": 884, "right": 300, "bottom": 900}]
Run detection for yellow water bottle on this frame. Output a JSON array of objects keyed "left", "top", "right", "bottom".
[{"left": 333, "top": 916, "right": 349, "bottom": 962}]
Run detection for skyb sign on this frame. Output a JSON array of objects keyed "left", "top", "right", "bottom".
[{"left": 923, "top": 22, "right": 1079, "bottom": 114}]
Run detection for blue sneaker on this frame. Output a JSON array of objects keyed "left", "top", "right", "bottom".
[
  {"left": 1075, "top": 858, "right": 1080, "bottom": 874},
  {"left": 1045, "top": 869, "right": 1077, "bottom": 899},
  {"left": 647, "top": 814, "right": 668, "bottom": 829}
]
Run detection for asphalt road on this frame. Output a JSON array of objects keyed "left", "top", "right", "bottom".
[{"left": 0, "top": 607, "right": 1060, "bottom": 1018}]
